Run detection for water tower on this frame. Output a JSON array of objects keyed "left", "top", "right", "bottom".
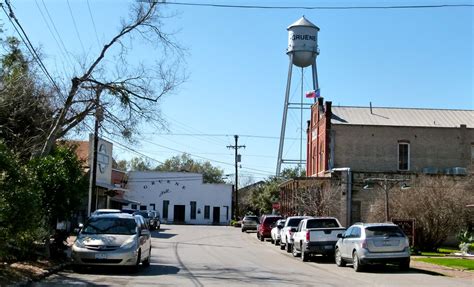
[{"left": 276, "top": 16, "right": 320, "bottom": 176}]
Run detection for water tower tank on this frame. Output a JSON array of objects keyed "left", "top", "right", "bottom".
[{"left": 287, "top": 16, "right": 319, "bottom": 68}]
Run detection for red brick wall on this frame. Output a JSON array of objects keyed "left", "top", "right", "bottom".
[{"left": 306, "top": 98, "right": 332, "bottom": 177}]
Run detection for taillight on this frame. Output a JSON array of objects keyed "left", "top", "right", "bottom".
[
  {"left": 305, "top": 230, "right": 310, "bottom": 242},
  {"left": 361, "top": 239, "right": 368, "bottom": 249}
]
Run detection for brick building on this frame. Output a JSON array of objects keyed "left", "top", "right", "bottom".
[{"left": 280, "top": 98, "right": 473, "bottom": 226}]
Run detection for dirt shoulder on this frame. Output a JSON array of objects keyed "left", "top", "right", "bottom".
[{"left": 0, "top": 259, "right": 69, "bottom": 286}]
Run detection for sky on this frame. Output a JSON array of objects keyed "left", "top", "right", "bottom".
[{"left": 4, "top": 0, "right": 473, "bottom": 184}]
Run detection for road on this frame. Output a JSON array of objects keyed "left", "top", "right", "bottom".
[{"left": 35, "top": 225, "right": 472, "bottom": 286}]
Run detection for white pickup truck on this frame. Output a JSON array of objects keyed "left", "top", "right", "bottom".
[{"left": 292, "top": 217, "right": 345, "bottom": 261}]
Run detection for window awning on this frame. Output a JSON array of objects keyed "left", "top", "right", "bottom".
[{"left": 110, "top": 197, "right": 140, "bottom": 205}]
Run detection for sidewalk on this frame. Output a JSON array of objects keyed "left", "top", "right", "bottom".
[{"left": 411, "top": 256, "right": 474, "bottom": 280}]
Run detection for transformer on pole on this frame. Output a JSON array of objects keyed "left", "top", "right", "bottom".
[{"left": 276, "top": 16, "right": 320, "bottom": 176}]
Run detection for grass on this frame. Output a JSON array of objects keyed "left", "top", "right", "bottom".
[{"left": 415, "top": 258, "right": 474, "bottom": 271}]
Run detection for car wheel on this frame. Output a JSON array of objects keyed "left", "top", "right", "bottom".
[
  {"left": 142, "top": 247, "right": 151, "bottom": 267},
  {"left": 286, "top": 243, "right": 292, "bottom": 253},
  {"left": 301, "top": 251, "right": 308, "bottom": 262},
  {"left": 352, "top": 251, "right": 363, "bottom": 272},
  {"left": 131, "top": 249, "right": 141, "bottom": 273},
  {"left": 259, "top": 234, "right": 264, "bottom": 241},
  {"left": 270, "top": 237, "right": 274, "bottom": 244},
  {"left": 72, "top": 264, "right": 84, "bottom": 273},
  {"left": 280, "top": 242, "right": 285, "bottom": 250},
  {"left": 275, "top": 239, "right": 279, "bottom": 246},
  {"left": 335, "top": 248, "right": 346, "bottom": 267},
  {"left": 399, "top": 258, "right": 410, "bottom": 271},
  {"left": 241, "top": 228, "right": 245, "bottom": 232},
  {"left": 292, "top": 245, "right": 300, "bottom": 257}
]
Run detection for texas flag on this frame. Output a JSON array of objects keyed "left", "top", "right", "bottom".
[{"left": 305, "top": 89, "right": 321, "bottom": 98}]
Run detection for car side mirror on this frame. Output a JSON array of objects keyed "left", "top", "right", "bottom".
[{"left": 78, "top": 223, "right": 84, "bottom": 229}]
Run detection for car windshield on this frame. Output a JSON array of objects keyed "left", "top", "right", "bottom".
[
  {"left": 306, "top": 219, "right": 339, "bottom": 228},
  {"left": 287, "top": 218, "right": 304, "bottom": 227},
  {"left": 244, "top": 216, "right": 258, "bottom": 222},
  {"left": 264, "top": 217, "right": 281, "bottom": 225},
  {"left": 82, "top": 217, "right": 137, "bottom": 235},
  {"left": 365, "top": 226, "right": 405, "bottom": 238},
  {"left": 135, "top": 211, "right": 149, "bottom": 218}
]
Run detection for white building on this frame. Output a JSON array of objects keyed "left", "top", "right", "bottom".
[{"left": 124, "top": 171, "right": 233, "bottom": 225}]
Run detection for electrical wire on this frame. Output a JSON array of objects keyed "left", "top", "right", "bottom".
[
  {"left": 86, "top": 0, "right": 102, "bottom": 47},
  {"left": 66, "top": 0, "right": 86, "bottom": 55},
  {"left": 162, "top": 2, "right": 474, "bottom": 10},
  {"left": 0, "top": 1, "right": 63, "bottom": 95}
]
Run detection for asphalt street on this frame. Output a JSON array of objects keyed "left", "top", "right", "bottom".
[{"left": 33, "top": 225, "right": 473, "bottom": 286}]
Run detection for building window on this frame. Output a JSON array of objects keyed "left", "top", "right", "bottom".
[
  {"left": 190, "top": 201, "right": 197, "bottom": 220},
  {"left": 140, "top": 205, "right": 147, "bottom": 211},
  {"left": 204, "top": 205, "right": 210, "bottom": 219},
  {"left": 398, "top": 142, "right": 410, "bottom": 171},
  {"left": 131, "top": 204, "right": 137, "bottom": 210},
  {"left": 150, "top": 203, "right": 155, "bottom": 210},
  {"left": 163, "top": 200, "right": 169, "bottom": 219}
]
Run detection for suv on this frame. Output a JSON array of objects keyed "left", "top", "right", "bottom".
[
  {"left": 241, "top": 215, "right": 259, "bottom": 232},
  {"left": 335, "top": 222, "right": 410, "bottom": 272},
  {"left": 257, "top": 215, "right": 283, "bottom": 241}
]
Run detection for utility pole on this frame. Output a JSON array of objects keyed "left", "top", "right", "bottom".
[
  {"left": 227, "top": 135, "right": 245, "bottom": 219},
  {"left": 87, "top": 88, "right": 103, "bottom": 217}
]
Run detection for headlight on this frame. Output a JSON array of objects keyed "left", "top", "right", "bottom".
[
  {"left": 74, "top": 238, "right": 85, "bottom": 248},
  {"left": 121, "top": 237, "right": 137, "bottom": 249}
]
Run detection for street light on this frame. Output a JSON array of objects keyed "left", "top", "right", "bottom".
[{"left": 364, "top": 176, "right": 410, "bottom": 222}]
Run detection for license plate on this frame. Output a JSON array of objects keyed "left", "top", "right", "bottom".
[
  {"left": 324, "top": 245, "right": 333, "bottom": 250},
  {"left": 95, "top": 253, "right": 107, "bottom": 259}
]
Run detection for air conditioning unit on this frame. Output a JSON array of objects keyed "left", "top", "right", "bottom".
[
  {"left": 422, "top": 167, "right": 438, "bottom": 174},
  {"left": 451, "top": 167, "right": 467, "bottom": 175}
]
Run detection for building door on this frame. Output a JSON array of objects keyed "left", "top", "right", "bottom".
[
  {"left": 213, "top": 207, "right": 220, "bottom": 224},
  {"left": 174, "top": 205, "right": 185, "bottom": 223}
]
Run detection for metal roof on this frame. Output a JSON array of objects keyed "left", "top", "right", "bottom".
[
  {"left": 287, "top": 16, "right": 320, "bottom": 30},
  {"left": 331, "top": 106, "right": 474, "bottom": 128}
]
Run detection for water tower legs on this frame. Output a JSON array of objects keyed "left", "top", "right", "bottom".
[{"left": 276, "top": 54, "right": 294, "bottom": 176}]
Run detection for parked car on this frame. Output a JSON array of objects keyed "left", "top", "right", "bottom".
[
  {"left": 334, "top": 222, "right": 410, "bottom": 272},
  {"left": 71, "top": 213, "right": 152, "bottom": 271},
  {"left": 241, "top": 215, "right": 259, "bottom": 232},
  {"left": 148, "top": 210, "right": 161, "bottom": 230},
  {"left": 292, "top": 217, "right": 345, "bottom": 261},
  {"left": 270, "top": 219, "right": 286, "bottom": 245},
  {"left": 133, "top": 211, "right": 152, "bottom": 229},
  {"left": 257, "top": 215, "right": 283, "bottom": 241},
  {"left": 280, "top": 216, "right": 312, "bottom": 252},
  {"left": 91, "top": 209, "right": 121, "bottom": 216}
]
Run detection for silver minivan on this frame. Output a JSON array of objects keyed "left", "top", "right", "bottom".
[
  {"left": 72, "top": 213, "right": 152, "bottom": 271},
  {"left": 335, "top": 223, "right": 410, "bottom": 272}
]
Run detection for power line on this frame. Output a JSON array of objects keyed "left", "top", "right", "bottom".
[
  {"left": 38, "top": 0, "right": 75, "bottom": 68},
  {"left": 86, "top": 0, "right": 101, "bottom": 47},
  {"left": 145, "top": 132, "right": 299, "bottom": 140},
  {"left": 162, "top": 2, "right": 473, "bottom": 10},
  {"left": 1, "top": 1, "right": 62, "bottom": 94},
  {"left": 66, "top": 0, "right": 86, "bottom": 55}
]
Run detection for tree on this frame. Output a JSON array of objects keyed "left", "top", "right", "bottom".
[
  {"left": 155, "top": 153, "right": 225, "bottom": 183},
  {"left": 0, "top": 37, "right": 53, "bottom": 159},
  {"left": 129, "top": 156, "right": 153, "bottom": 171},
  {"left": 0, "top": 142, "right": 45, "bottom": 261},
  {"left": 29, "top": 145, "right": 88, "bottom": 230},
  {"left": 17, "top": 1, "right": 186, "bottom": 156},
  {"left": 368, "top": 175, "right": 474, "bottom": 251},
  {"left": 291, "top": 180, "right": 341, "bottom": 217}
]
